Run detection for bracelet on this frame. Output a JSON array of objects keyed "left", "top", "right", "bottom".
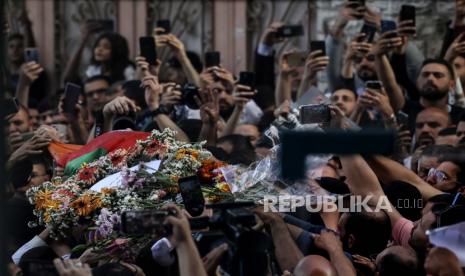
[{"left": 149, "top": 106, "right": 169, "bottom": 117}]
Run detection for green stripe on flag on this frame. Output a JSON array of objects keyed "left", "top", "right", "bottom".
[{"left": 64, "top": 148, "right": 108, "bottom": 176}]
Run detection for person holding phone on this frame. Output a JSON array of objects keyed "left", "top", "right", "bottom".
[
  {"left": 63, "top": 24, "right": 135, "bottom": 84},
  {"left": 154, "top": 27, "right": 202, "bottom": 87}
]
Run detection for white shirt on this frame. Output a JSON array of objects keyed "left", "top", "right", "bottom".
[{"left": 85, "top": 64, "right": 136, "bottom": 81}]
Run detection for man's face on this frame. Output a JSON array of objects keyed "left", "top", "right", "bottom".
[
  {"left": 410, "top": 203, "right": 436, "bottom": 252},
  {"left": 417, "top": 156, "right": 439, "bottom": 180},
  {"left": 426, "top": 161, "right": 461, "bottom": 193},
  {"left": 234, "top": 124, "right": 260, "bottom": 146},
  {"left": 354, "top": 52, "right": 377, "bottom": 81},
  {"left": 39, "top": 110, "right": 55, "bottom": 125},
  {"left": 416, "top": 63, "right": 453, "bottom": 101},
  {"left": 29, "top": 163, "right": 50, "bottom": 188},
  {"left": 7, "top": 38, "right": 24, "bottom": 63},
  {"left": 456, "top": 121, "right": 465, "bottom": 146},
  {"left": 414, "top": 110, "right": 448, "bottom": 146},
  {"left": 453, "top": 56, "right": 465, "bottom": 84},
  {"left": 214, "top": 84, "right": 235, "bottom": 115},
  {"left": 84, "top": 79, "right": 110, "bottom": 112},
  {"left": 29, "top": 108, "right": 39, "bottom": 130},
  {"left": 330, "top": 89, "right": 357, "bottom": 116},
  {"left": 8, "top": 109, "right": 30, "bottom": 134}
]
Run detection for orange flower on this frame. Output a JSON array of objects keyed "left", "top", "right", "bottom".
[
  {"left": 35, "top": 189, "right": 53, "bottom": 210},
  {"left": 44, "top": 212, "right": 51, "bottom": 223},
  {"left": 101, "top": 188, "right": 116, "bottom": 195},
  {"left": 217, "top": 183, "right": 231, "bottom": 193},
  {"left": 70, "top": 194, "right": 96, "bottom": 217}
]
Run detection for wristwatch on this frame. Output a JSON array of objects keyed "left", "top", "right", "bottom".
[{"left": 149, "top": 105, "right": 169, "bottom": 117}]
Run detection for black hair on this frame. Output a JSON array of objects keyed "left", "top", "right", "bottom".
[
  {"left": 92, "top": 263, "right": 135, "bottom": 276},
  {"left": 18, "top": 246, "right": 59, "bottom": 276},
  {"left": 421, "top": 144, "right": 455, "bottom": 158},
  {"left": 8, "top": 159, "right": 32, "bottom": 189},
  {"left": 332, "top": 86, "right": 358, "bottom": 99},
  {"left": 204, "top": 146, "right": 230, "bottom": 162},
  {"left": 256, "top": 110, "right": 276, "bottom": 133},
  {"left": 254, "top": 85, "right": 275, "bottom": 110},
  {"left": 421, "top": 58, "right": 455, "bottom": 79},
  {"left": 178, "top": 119, "right": 203, "bottom": 142},
  {"left": 316, "top": 177, "right": 350, "bottom": 195},
  {"left": 438, "top": 146, "right": 465, "bottom": 186},
  {"left": 438, "top": 127, "right": 457, "bottom": 136},
  {"left": 168, "top": 51, "right": 203, "bottom": 73},
  {"left": 459, "top": 111, "right": 465, "bottom": 123},
  {"left": 90, "top": 32, "right": 133, "bottom": 82},
  {"left": 84, "top": 74, "right": 112, "bottom": 86},
  {"left": 383, "top": 181, "right": 422, "bottom": 221},
  {"left": 344, "top": 208, "right": 391, "bottom": 256},
  {"left": 217, "top": 134, "right": 256, "bottom": 165},
  {"left": 377, "top": 248, "right": 421, "bottom": 276}
]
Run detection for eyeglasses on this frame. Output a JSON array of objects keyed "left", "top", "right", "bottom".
[
  {"left": 427, "top": 168, "right": 451, "bottom": 183},
  {"left": 417, "top": 166, "right": 432, "bottom": 179},
  {"left": 85, "top": 88, "right": 108, "bottom": 98}
]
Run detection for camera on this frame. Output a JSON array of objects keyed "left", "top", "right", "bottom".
[
  {"left": 190, "top": 201, "right": 274, "bottom": 276},
  {"left": 112, "top": 111, "right": 137, "bottom": 130},
  {"left": 181, "top": 84, "right": 200, "bottom": 109},
  {"left": 121, "top": 209, "right": 176, "bottom": 236}
]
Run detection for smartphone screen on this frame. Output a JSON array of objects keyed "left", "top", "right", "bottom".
[
  {"left": 157, "top": 19, "right": 171, "bottom": 34},
  {"left": 205, "top": 51, "right": 220, "bottom": 68},
  {"left": 276, "top": 25, "right": 304, "bottom": 38},
  {"left": 238, "top": 71, "right": 255, "bottom": 88},
  {"left": 381, "top": 20, "right": 397, "bottom": 34},
  {"left": 178, "top": 175, "right": 205, "bottom": 217},
  {"left": 365, "top": 80, "right": 383, "bottom": 91},
  {"left": 360, "top": 23, "right": 377, "bottom": 43},
  {"left": 24, "top": 48, "right": 39, "bottom": 63},
  {"left": 310, "top": 41, "right": 326, "bottom": 56},
  {"left": 400, "top": 5, "right": 415, "bottom": 26},
  {"left": 140, "top": 36, "right": 157, "bottom": 65},
  {"left": 300, "top": 104, "right": 331, "bottom": 124},
  {"left": 63, "top": 82, "right": 82, "bottom": 115},
  {"left": 121, "top": 210, "right": 171, "bottom": 236}
]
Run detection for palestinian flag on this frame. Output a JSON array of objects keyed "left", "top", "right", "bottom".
[{"left": 48, "top": 131, "right": 150, "bottom": 176}]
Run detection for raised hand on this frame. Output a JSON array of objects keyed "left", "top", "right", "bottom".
[
  {"left": 233, "top": 84, "right": 256, "bottom": 109},
  {"left": 259, "top": 22, "right": 285, "bottom": 46},
  {"left": 160, "top": 83, "right": 182, "bottom": 107},
  {"left": 302, "top": 50, "right": 330, "bottom": 82},
  {"left": 372, "top": 31, "right": 403, "bottom": 57},
  {"left": 142, "top": 75, "right": 163, "bottom": 111},
  {"left": 344, "top": 34, "right": 372, "bottom": 61},
  {"left": 279, "top": 50, "right": 299, "bottom": 78},
  {"left": 358, "top": 88, "right": 394, "bottom": 117},
  {"left": 53, "top": 258, "right": 92, "bottom": 276},
  {"left": 19, "top": 61, "right": 44, "bottom": 85},
  {"left": 103, "top": 96, "right": 139, "bottom": 118},
  {"left": 195, "top": 85, "right": 220, "bottom": 126},
  {"left": 445, "top": 33, "right": 465, "bottom": 63}
]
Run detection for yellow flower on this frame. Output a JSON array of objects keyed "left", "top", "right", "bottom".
[
  {"left": 35, "top": 189, "right": 53, "bottom": 210},
  {"left": 217, "top": 183, "right": 231, "bottom": 193},
  {"left": 101, "top": 188, "right": 116, "bottom": 195},
  {"left": 70, "top": 194, "right": 95, "bottom": 217},
  {"left": 44, "top": 212, "right": 51, "bottom": 223}
]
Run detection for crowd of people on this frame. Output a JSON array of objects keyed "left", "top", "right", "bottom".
[{"left": 3, "top": 0, "right": 465, "bottom": 275}]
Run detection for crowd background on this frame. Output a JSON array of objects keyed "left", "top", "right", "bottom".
[{"left": 2, "top": 0, "right": 465, "bottom": 275}]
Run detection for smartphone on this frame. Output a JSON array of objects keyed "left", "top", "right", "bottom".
[
  {"left": 238, "top": 71, "right": 256, "bottom": 89},
  {"left": 139, "top": 36, "right": 157, "bottom": 65},
  {"left": 4, "top": 97, "right": 19, "bottom": 119},
  {"left": 86, "top": 19, "right": 114, "bottom": 32},
  {"left": 205, "top": 51, "right": 220, "bottom": 68},
  {"left": 310, "top": 41, "right": 326, "bottom": 56},
  {"left": 287, "top": 51, "right": 307, "bottom": 67},
  {"left": 63, "top": 82, "right": 82, "bottom": 115},
  {"left": 122, "top": 80, "right": 146, "bottom": 109},
  {"left": 157, "top": 19, "right": 171, "bottom": 34},
  {"left": 299, "top": 104, "right": 331, "bottom": 124},
  {"left": 359, "top": 23, "right": 377, "bottom": 43},
  {"left": 178, "top": 175, "right": 205, "bottom": 217},
  {"left": 276, "top": 25, "right": 304, "bottom": 38},
  {"left": 24, "top": 48, "right": 39, "bottom": 63},
  {"left": 381, "top": 20, "right": 397, "bottom": 33},
  {"left": 400, "top": 5, "right": 416, "bottom": 27},
  {"left": 121, "top": 209, "right": 173, "bottom": 236},
  {"left": 365, "top": 80, "right": 383, "bottom": 91},
  {"left": 181, "top": 84, "right": 200, "bottom": 110}
]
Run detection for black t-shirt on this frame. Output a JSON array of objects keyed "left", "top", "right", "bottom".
[{"left": 402, "top": 100, "right": 465, "bottom": 132}]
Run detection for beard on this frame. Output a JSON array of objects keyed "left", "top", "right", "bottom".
[
  {"left": 419, "top": 83, "right": 449, "bottom": 101},
  {"left": 357, "top": 67, "right": 377, "bottom": 81},
  {"left": 416, "top": 132, "right": 435, "bottom": 148}
]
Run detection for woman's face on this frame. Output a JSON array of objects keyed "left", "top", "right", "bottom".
[{"left": 94, "top": 38, "right": 112, "bottom": 62}]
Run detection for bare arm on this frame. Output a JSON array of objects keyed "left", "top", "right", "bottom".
[
  {"left": 374, "top": 55, "right": 405, "bottom": 111},
  {"left": 275, "top": 52, "right": 297, "bottom": 106},
  {"left": 153, "top": 114, "right": 190, "bottom": 142},
  {"left": 365, "top": 155, "right": 443, "bottom": 201},
  {"left": 315, "top": 230, "right": 356, "bottom": 276},
  {"left": 15, "top": 62, "right": 44, "bottom": 106},
  {"left": 221, "top": 85, "right": 255, "bottom": 137}
]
